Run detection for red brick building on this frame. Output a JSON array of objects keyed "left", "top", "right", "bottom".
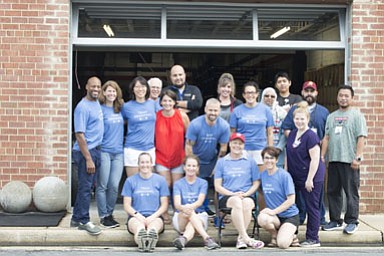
[{"left": 0, "top": 0, "right": 383, "bottom": 213}]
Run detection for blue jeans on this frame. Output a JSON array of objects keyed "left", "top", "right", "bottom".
[
  {"left": 96, "top": 152, "right": 124, "bottom": 218},
  {"left": 72, "top": 148, "right": 101, "bottom": 224}
]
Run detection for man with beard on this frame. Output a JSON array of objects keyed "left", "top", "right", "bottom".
[
  {"left": 321, "top": 85, "right": 367, "bottom": 235},
  {"left": 281, "top": 81, "right": 329, "bottom": 226},
  {"left": 163, "top": 65, "right": 203, "bottom": 121},
  {"left": 186, "top": 98, "right": 231, "bottom": 216},
  {"left": 71, "top": 76, "right": 104, "bottom": 235}
]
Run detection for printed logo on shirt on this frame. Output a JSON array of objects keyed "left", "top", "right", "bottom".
[
  {"left": 263, "top": 183, "right": 274, "bottom": 194},
  {"left": 333, "top": 116, "right": 348, "bottom": 126}
]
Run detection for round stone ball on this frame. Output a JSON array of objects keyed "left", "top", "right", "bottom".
[
  {"left": 0, "top": 181, "right": 32, "bottom": 213},
  {"left": 33, "top": 176, "right": 68, "bottom": 212}
]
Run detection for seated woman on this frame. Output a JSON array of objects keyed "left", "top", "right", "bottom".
[
  {"left": 172, "top": 155, "right": 220, "bottom": 250},
  {"left": 122, "top": 152, "right": 169, "bottom": 252},
  {"left": 257, "top": 146, "right": 300, "bottom": 249},
  {"left": 214, "top": 133, "right": 264, "bottom": 249}
]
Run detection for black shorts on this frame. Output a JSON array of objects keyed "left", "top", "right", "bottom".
[
  {"left": 278, "top": 214, "right": 300, "bottom": 233},
  {"left": 218, "top": 195, "right": 256, "bottom": 209}
]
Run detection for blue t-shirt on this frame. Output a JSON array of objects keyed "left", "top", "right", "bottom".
[
  {"left": 260, "top": 168, "right": 299, "bottom": 218},
  {"left": 186, "top": 115, "right": 230, "bottom": 164},
  {"left": 286, "top": 129, "right": 325, "bottom": 188},
  {"left": 281, "top": 103, "right": 329, "bottom": 140},
  {"left": 173, "top": 177, "right": 207, "bottom": 214},
  {"left": 214, "top": 153, "right": 260, "bottom": 199},
  {"left": 229, "top": 103, "right": 274, "bottom": 150},
  {"left": 121, "top": 173, "right": 169, "bottom": 216},
  {"left": 121, "top": 100, "right": 156, "bottom": 151},
  {"left": 100, "top": 105, "right": 124, "bottom": 154},
  {"left": 73, "top": 98, "right": 104, "bottom": 151}
]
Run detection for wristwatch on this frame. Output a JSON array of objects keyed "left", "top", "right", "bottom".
[{"left": 355, "top": 157, "right": 362, "bottom": 162}]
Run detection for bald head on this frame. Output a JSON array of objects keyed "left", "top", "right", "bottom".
[
  {"left": 86, "top": 76, "right": 101, "bottom": 100},
  {"left": 170, "top": 65, "right": 186, "bottom": 88}
]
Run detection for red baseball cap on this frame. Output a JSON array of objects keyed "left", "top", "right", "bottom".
[
  {"left": 302, "top": 81, "right": 317, "bottom": 90},
  {"left": 230, "top": 132, "right": 245, "bottom": 143}
]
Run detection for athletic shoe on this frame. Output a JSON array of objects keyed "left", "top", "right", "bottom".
[
  {"left": 300, "top": 239, "right": 321, "bottom": 247},
  {"left": 148, "top": 228, "right": 159, "bottom": 251},
  {"left": 108, "top": 215, "right": 120, "bottom": 227},
  {"left": 173, "top": 236, "right": 187, "bottom": 250},
  {"left": 100, "top": 215, "right": 119, "bottom": 229},
  {"left": 70, "top": 219, "right": 80, "bottom": 228},
  {"left": 322, "top": 221, "right": 343, "bottom": 231},
  {"left": 246, "top": 239, "right": 264, "bottom": 249},
  {"left": 204, "top": 237, "right": 220, "bottom": 250},
  {"left": 344, "top": 223, "right": 358, "bottom": 234},
  {"left": 78, "top": 221, "right": 102, "bottom": 236},
  {"left": 205, "top": 208, "right": 216, "bottom": 217},
  {"left": 213, "top": 216, "right": 225, "bottom": 229},
  {"left": 137, "top": 228, "right": 147, "bottom": 252},
  {"left": 236, "top": 239, "right": 247, "bottom": 249}
]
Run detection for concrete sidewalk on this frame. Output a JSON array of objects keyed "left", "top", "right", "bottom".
[{"left": 0, "top": 203, "right": 383, "bottom": 247}]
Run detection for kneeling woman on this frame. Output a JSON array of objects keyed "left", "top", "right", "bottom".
[
  {"left": 257, "top": 146, "right": 300, "bottom": 249},
  {"left": 172, "top": 155, "right": 220, "bottom": 250},
  {"left": 214, "top": 133, "right": 264, "bottom": 249},
  {"left": 122, "top": 153, "right": 169, "bottom": 252}
]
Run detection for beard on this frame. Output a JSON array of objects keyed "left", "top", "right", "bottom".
[{"left": 305, "top": 95, "right": 316, "bottom": 105}]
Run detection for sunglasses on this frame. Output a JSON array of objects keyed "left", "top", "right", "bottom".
[{"left": 264, "top": 95, "right": 276, "bottom": 98}]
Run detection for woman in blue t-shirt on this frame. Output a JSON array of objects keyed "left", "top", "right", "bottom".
[
  {"left": 286, "top": 102, "right": 325, "bottom": 247},
  {"left": 172, "top": 155, "right": 220, "bottom": 250},
  {"left": 122, "top": 153, "right": 169, "bottom": 252},
  {"left": 258, "top": 146, "right": 300, "bottom": 249}
]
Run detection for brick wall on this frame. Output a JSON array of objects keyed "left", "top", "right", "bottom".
[
  {"left": 351, "top": 0, "right": 384, "bottom": 213},
  {"left": 0, "top": 0, "right": 70, "bottom": 188}
]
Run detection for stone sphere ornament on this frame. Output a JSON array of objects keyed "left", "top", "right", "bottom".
[
  {"left": 0, "top": 181, "right": 32, "bottom": 213},
  {"left": 33, "top": 176, "right": 68, "bottom": 212}
]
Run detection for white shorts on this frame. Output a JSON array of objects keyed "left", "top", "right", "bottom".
[
  {"left": 172, "top": 211, "right": 208, "bottom": 233},
  {"left": 124, "top": 147, "right": 156, "bottom": 167},
  {"left": 155, "top": 164, "right": 184, "bottom": 174},
  {"left": 246, "top": 150, "right": 263, "bottom": 165}
]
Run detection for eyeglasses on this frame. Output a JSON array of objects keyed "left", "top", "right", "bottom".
[{"left": 264, "top": 95, "right": 276, "bottom": 98}]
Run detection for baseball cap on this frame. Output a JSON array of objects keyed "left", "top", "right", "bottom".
[
  {"left": 302, "top": 81, "right": 317, "bottom": 90},
  {"left": 230, "top": 132, "right": 245, "bottom": 143}
]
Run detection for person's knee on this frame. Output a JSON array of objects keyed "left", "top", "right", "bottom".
[
  {"left": 257, "top": 213, "right": 269, "bottom": 226},
  {"left": 277, "top": 238, "right": 290, "bottom": 249},
  {"left": 227, "top": 196, "right": 243, "bottom": 209}
]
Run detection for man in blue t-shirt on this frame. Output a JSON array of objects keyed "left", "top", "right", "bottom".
[
  {"left": 281, "top": 80, "right": 329, "bottom": 226},
  {"left": 186, "top": 98, "right": 230, "bottom": 215},
  {"left": 71, "top": 76, "right": 104, "bottom": 236}
]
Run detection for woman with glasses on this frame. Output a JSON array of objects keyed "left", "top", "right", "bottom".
[
  {"left": 261, "top": 87, "right": 288, "bottom": 168},
  {"left": 229, "top": 81, "right": 274, "bottom": 167},
  {"left": 121, "top": 76, "right": 156, "bottom": 177},
  {"left": 258, "top": 146, "right": 300, "bottom": 249}
]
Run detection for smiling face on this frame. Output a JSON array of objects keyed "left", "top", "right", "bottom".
[
  {"left": 205, "top": 101, "right": 220, "bottom": 123},
  {"left": 293, "top": 112, "right": 309, "bottom": 131},
  {"left": 263, "top": 90, "right": 276, "bottom": 107},
  {"left": 170, "top": 65, "right": 186, "bottom": 88},
  {"left": 184, "top": 157, "right": 199, "bottom": 178},
  {"left": 243, "top": 85, "right": 259, "bottom": 105},
  {"left": 302, "top": 88, "right": 318, "bottom": 105},
  {"left": 229, "top": 139, "right": 245, "bottom": 156},
  {"left": 86, "top": 77, "right": 102, "bottom": 100},
  {"left": 103, "top": 85, "right": 117, "bottom": 104},
  {"left": 263, "top": 152, "right": 277, "bottom": 171},
  {"left": 149, "top": 79, "right": 162, "bottom": 100},
  {"left": 160, "top": 94, "right": 176, "bottom": 111},
  {"left": 133, "top": 81, "right": 147, "bottom": 101},
  {"left": 218, "top": 83, "right": 233, "bottom": 98},
  {"left": 138, "top": 153, "right": 153, "bottom": 175}
]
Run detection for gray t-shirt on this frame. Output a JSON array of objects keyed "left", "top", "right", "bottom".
[{"left": 325, "top": 108, "right": 367, "bottom": 163}]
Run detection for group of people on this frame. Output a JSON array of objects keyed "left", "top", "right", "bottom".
[{"left": 71, "top": 65, "right": 367, "bottom": 251}]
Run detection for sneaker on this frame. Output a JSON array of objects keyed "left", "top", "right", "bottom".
[
  {"left": 100, "top": 215, "right": 119, "bottom": 229},
  {"left": 147, "top": 228, "right": 159, "bottom": 251},
  {"left": 70, "top": 219, "right": 80, "bottom": 228},
  {"left": 205, "top": 208, "right": 216, "bottom": 217},
  {"left": 137, "top": 228, "right": 147, "bottom": 252},
  {"left": 236, "top": 239, "right": 247, "bottom": 249},
  {"left": 173, "top": 236, "right": 187, "bottom": 250},
  {"left": 213, "top": 216, "right": 225, "bottom": 229},
  {"left": 322, "top": 221, "right": 343, "bottom": 231},
  {"left": 78, "top": 221, "right": 102, "bottom": 236},
  {"left": 108, "top": 215, "right": 120, "bottom": 227},
  {"left": 204, "top": 237, "right": 220, "bottom": 250},
  {"left": 246, "top": 239, "right": 264, "bottom": 249},
  {"left": 300, "top": 239, "right": 321, "bottom": 247},
  {"left": 344, "top": 223, "right": 358, "bottom": 234}
]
